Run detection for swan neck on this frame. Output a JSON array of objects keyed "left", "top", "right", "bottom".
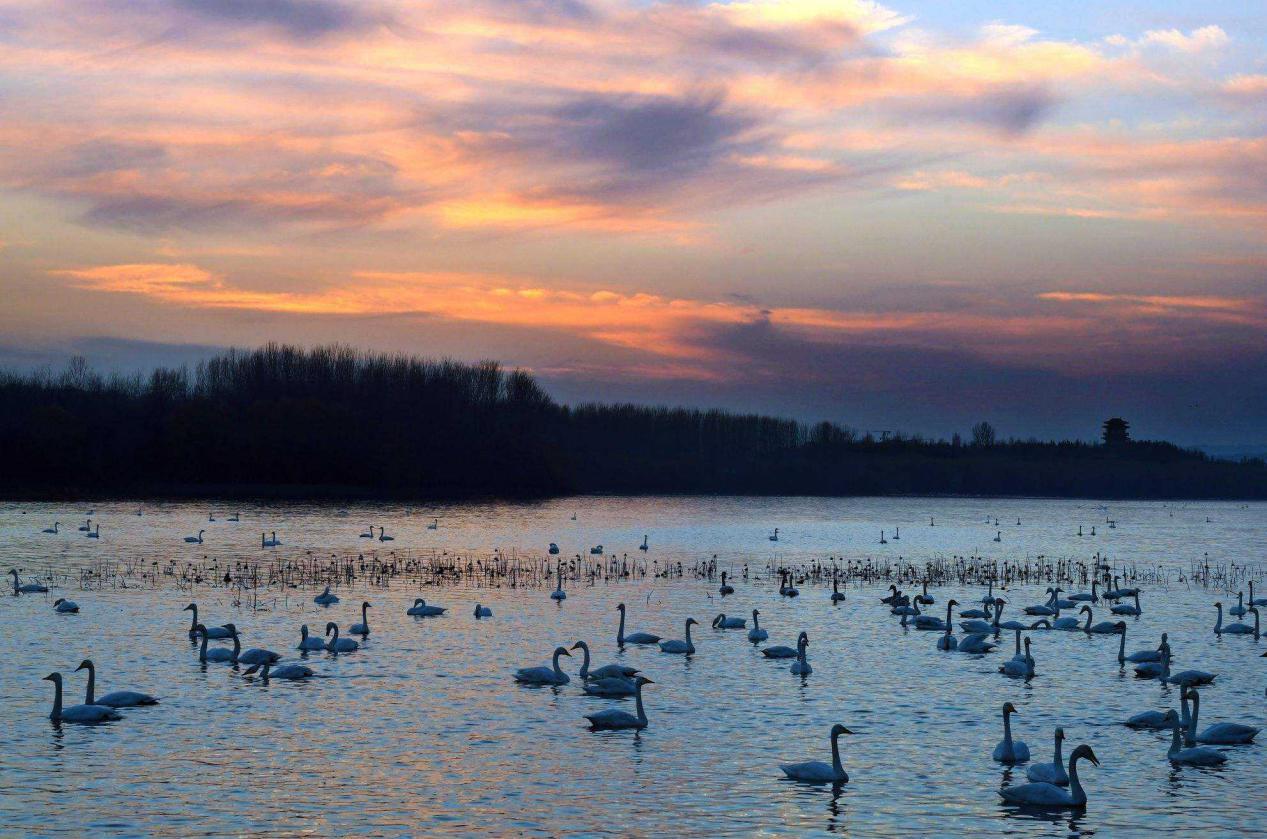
[
  {"left": 1117, "top": 629, "right": 1126, "bottom": 662},
  {"left": 1002, "top": 711, "right": 1013, "bottom": 745},
  {"left": 189, "top": 605, "right": 198, "bottom": 632},
  {"left": 199, "top": 631, "right": 208, "bottom": 660},
  {"left": 231, "top": 632, "right": 241, "bottom": 661},
  {"left": 617, "top": 608, "right": 626, "bottom": 645},
  {"left": 50, "top": 678, "right": 62, "bottom": 720},
  {"left": 635, "top": 683, "right": 647, "bottom": 723},
  {"left": 579, "top": 644, "right": 590, "bottom": 678},
  {"left": 830, "top": 730, "right": 843, "bottom": 775},
  {"left": 1068, "top": 754, "right": 1086, "bottom": 804},
  {"left": 552, "top": 649, "right": 565, "bottom": 677},
  {"left": 84, "top": 664, "right": 95, "bottom": 704},
  {"left": 1214, "top": 604, "right": 1222, "bottom": 632}
]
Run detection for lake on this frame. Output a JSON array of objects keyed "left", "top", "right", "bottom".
[{"left": 1, "top": 496, "right": 1263, "bottom": 837}]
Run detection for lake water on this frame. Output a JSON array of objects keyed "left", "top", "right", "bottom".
[{"left": 1, "top": 496, "right": 1264, "bottom": 837}]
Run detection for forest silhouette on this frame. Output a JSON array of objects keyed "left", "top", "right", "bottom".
[{"left": 2, "top": 344, "right": 1263, "bottom": 500}]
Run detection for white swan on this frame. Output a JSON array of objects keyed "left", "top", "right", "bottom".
[
  {"left": 184, "top": 530, "right": 205, "bottom": 544},
  {"left": 999, "top": 637, "right": 1035, "bottom": 679},
  {"left": 748, "top": 609, "right": 769, "bottom": 643},
  {"left": 659, "top": 618, "right": 698, "bottom": 654},
  {"left": 377, "top": 529, "right": 394, "bottom": 542},
  {"left": 999, "top": 745, "right": 1098, "bottom": 808},
  {"left": 639, "top": 534, "right": 648, "bottom": 552},
  {"left": 583, "top": 675, "right": 637, "bottom": 697},
  {"left": 349, "top": 601, "right": 372, "bottom": 635},
  {"left": 427, "top": 518, "right": 439, "bottom": 530},
  {"left": 719, "top": 572, "right": 734, "bottom": 595},
  {"left": 78, "top": 519, "right": 92, "bottom": 531},
  {"left": 43, "top": 672, "right": 120, "bottom": 724},
  {"left": 359, "top": 525, "right": 374, "bottom": 538},
  {"left": 245, "top": 660, "right": 314, "bottom": 681},
  {"left": 1214, "top": 602, "right": 1256, "bottom": 635},
  {"left": 960, "top": 599, "right": 996, "bottom": 633},
  {"left": 1119, "top": 627, "right": 1166, "bottom": 664},
  {"left": 571, "top": 641, "right": 638, "bottom": 681},
  {"left": 584, "top": 677, "right": 653, "bottom": 729},
  {"left": 1026, "top": 727, "right": 1068, "bottom": 786},
  {"left": 780, "top": 724, "right": 851, "bottom": 783},
  {"left": 76, "top": 659, "right": 158, "bottom": 707},
  {"left": 42, "top": 522, "right": 60, "bottom": 534},
  {"left": 831, "top": 578, "right": 846, "bottom": 603},
  {"left": 1126, "top": 687, "right": 1191, "bottom": 730},
  {"left": 551, "top": 564, "right": 567, "bottom": 600},
  {"left": 937, "top": 600, "right": 959, "bottom": 650},
  {"left": 1166, "top": 710, "right": 1226, "bottom": 765},
  {"left": 1249, "top": 580, "right": 1267, "bottom": 607},
  {"left": 1229, "top": 591, "right": 1247, "bottom": 617},
  {"left": 237, "top": 634, "right": 282, "bottom": 666},
  {"left": 10, "top": 568, "right": 49, "bottom": 593},
  {"left": 993, "top": 702, "right": 1030, "bottom": 763},
  {"left": 406, "top": 598, "right": 446, "bottom": 617},
  {"left": 790, "top": 633, "right": 812, "bottom": 675},
  {"left": 763, "top": 631, "right": 805, "bottom": 659},
  {"left": 1187, "top": 687, "right": 1258, "bottom": 744},
  {"left": 957, "top": 633, "right": 997, "bottom": 654},
  {"left": 473, "top": 604, "right": 492, "bottom": 618},
  {"left": 53, "top": 598, "right": 79, "bottom": 613},
  {"left": 1110, "top": 592, "right": 1142, "bottom": 616},
  {"left": 1164, "top": 661, "right": 1216, "bottom": 688},
  {"left": 1079, "top": 605, "right": 1118, "bottom": 634},
  {"left": 197, "top": 624, "right": 240, "bottom": 663},
  {"left": 324, "top": 622, "right": 359, "bottom": 653},
  {"left": 1134, "top": 646, "right": 1171, "bottom": 680},
  {"left": 514, "top": 646, "right": 571, "bottom": 685},
  {"left": 616, "top": 603, "right": 660, "bottom": 645},
  {"left": 712, "top": 613, "right": 746, "bottom": 629},
  {"left": 779, "top": 570, "right": 799, "bottom": 597},
  {"left": 314, "top": 586, "right": 339, "bottom": 606},
  {"left": 184, "top": 603, "right": 231, "bottom": 638},
  {"left": 1067, "top": 580, "right": 1098, "bottom": 603},
  {"left": 297, "top": 624, "right": 327, "bottom": 651}
]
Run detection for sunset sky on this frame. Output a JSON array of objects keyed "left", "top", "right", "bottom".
[{"left": 2, "top": 0, "right": 1265, "bottom": 446}]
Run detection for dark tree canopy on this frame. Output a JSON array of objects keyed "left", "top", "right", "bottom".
[{"left": 1, "top": 344, "right": 1263, "bottom": 500}]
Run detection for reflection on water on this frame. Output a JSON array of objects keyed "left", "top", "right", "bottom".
[{"left": 0, "top": 497, "right": 1263, "bottom": 836}]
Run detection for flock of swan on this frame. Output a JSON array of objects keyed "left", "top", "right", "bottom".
[{"left": 11, "top": 509, "right": 1267, "bottom": 818}]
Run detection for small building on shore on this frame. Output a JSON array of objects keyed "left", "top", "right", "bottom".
[{"left": 1102, "top": 417, "right": 1130, "bottom": 446}]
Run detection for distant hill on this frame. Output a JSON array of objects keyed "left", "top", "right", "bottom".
[{"left": 2, "top": 344, "right": 1264, "bottom": 500}]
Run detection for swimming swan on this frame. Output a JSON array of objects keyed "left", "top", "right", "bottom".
[
  {"left": 993, "top": 702, "right": 1030, "bottom": 763},
  {"left": 76, "top": 659, "right": 158, "bottom": 707},
  {"left": 10, "top": 568, "right": 49, "bottom": 594},
  {"left": 197, "top": 624, "right": 240, "bottom": 663},
  {"left": 571, "top": 641, "right": 638, "bottom": 681},
  {"left": 659, "top": 618, "right": 698, "bottom": 654},
  {"left": 325, "top": 622, "right": 359, "bottom": 653},
  {"left": 712, "top": 613, "right": 746, "bottom": 629},
  {"left": 616, "top": 603, "right": 660, "bottom": 646},
  {"left": 780, "top": 724, "right": 851, "bottom": 783},
  {"left": 1026, "top": 727, "right": 1068, "bottom": 786},
  {"left": 314, "top": 586, "right": 339, "bottom": 606},
  {"left": 719, "top": 572, "right": 734, "bottom": 595},
  {"left": 999, "top": 745, "right": 1098, "bottom": 808},
  {"left": 43, "top": 672, "right": 120, "bottom": 724},
  {"left": 184, "top": 603, "right": 231, "bottom": 638},
  {"left": 1166, "top": 709, "right": 1226, "bottom": 765},
  {"left": 244, "top": 660, "right": 314, "bottom": 681},
  {"left": 748, "top": 609, "right": 769, "bottom": 643},
  {"left": 184, "top": 530, "right": 205, "bottom": 544},
  {"left": 514, "top": 646, "right": 571, "bottom": 685},
  {"left": 473, "top": 604, "right": 493, "bottom": 618},
  {"left": 584, "top": 677, "right": 653, "bottom": 730},
  {"left": 764, "top": 630, "right": 806, "bottom": 659},
  {"left": 1187, "top": 687, "right": 1258, "bottom": 745},
  {"left": 297, "top": 624, "right": 327, "bottom": 651},
  {"left": 53, "top": 598, "right": 79, "bottom": 613},
  {"left": 349, "top": 601, "right": 372, "bottom": 635},
  {"left": 790, "top": 633, "right": 812, "bottom": 675}
]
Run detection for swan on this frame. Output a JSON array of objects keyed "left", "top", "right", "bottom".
[
  {"left": 244, "top": 660, "right": 314, "bottom": 681},
  {"left": 1165, "top": 664, "right": 1216, "bottom": 688},
  {"left": 473, "top": 604, "right": 492, "bottom": 618},
  {"left": 712, "top": 613, "right": 746, "bottom": 629},
  {"left": 1080, "top": 605, "right": 1118, "bottom": 634},
  {"left": 980, "top": 580, "right": 996, "bottom": 606},
  {"left": 915, "top": 580, "right": 934, "bottom": 605},
  {"left": 957, "top": 633, "right": 997, "bottom": 654},
  {"left": 960, "top": 599, "right": 995, "bottom": 634},
  {"left": 639, "top": 534, "right": 648, "bottom": 552},
  {"left": 764, "top": 631, "right": 806, "bottom": 659},
  {"left": 42, "top": 522, "right": 60, "bottom": 534},
  {"left": 1249, "top": 580, "right": 1267, "bottom": 607},
  {"left": 1229, "top": 591, "right": 1247, "bottom": 618},
  {"left": 881, "top": 584, "right": 903, "bottom": 605},
  {"left": 76, "top": 659, "right": 158, "bottom": 707},
  {"left": 1110, "top": 592, "right": 1142, "bottom": 616},
  {"left": 1048, "top": 588, "right": 1077, "bottom": 610},
  {"left": 937, "top": 601, "right": 959, "bottom": 650},
  {"left": 1023, "top": 589, "right": 1057, "bottom": 617},
  {"left": 571, "top": 641, "right": 638, "bottom": 681},
  {"left": 297, "top": 624, "right": 327, "bottom": 651},
  {"left": 779, "top": 570, "right": 799, "bottom": 597},
  {"left": 237, "top": 639, "right": 282, "bottom": 666},
  {"left": 998, "top": 599, "right": 1039, "bottom": 632},
  {"left": 53, "top": 598, "right": 79, "bottom": 613},
  {"left": 780, "top": 724, "right": 851, "bottom": 783},
  {"left": 748, "top": 610, "right": 769, "bottom": 642},
  {"left": 314, "top": 586, "right": 339, "bottom": 606},
  {"left": 359, "top": 525, "right": 374, "bottom": 538},
  {"left": 184, "top": 604, "right": 231, "bottom": 638},
  {"left": 406, "top": 598, "right": 446, "bottom": 616},
  {"left": 583, "top": 676, "right": 638, "bottom": 697},
  {"left": 584, "top": 677, "right": 653, "bottom": 729},
  {"left": 197, "top": 624, "right": 240, "bottom": 663},
  {"left": 769, "top": 528, "right": 779, "bottom": 542},
  {"left": 1214, "top": 602, "right": 1255, "bottom": 635},
  {"left": 999, "top": 745, "right": 1098, "bottom": 808},
  {"left": 184, "top": 530, "right": 205, "bottom": 544},
  {"left": 43, "top": 672, "right": 120, "bottom": 724},
  {"left": 1000, "top": 637, "right": 1035, "bottom": 678},
  {"left": 324, "top": 622, "right": 359, "bottom": 653},
  {"left": 377, "top": 529, "right": 394, "bottom": 542},
  {"left": 830, "top": 578, "right": 846, "bottom": 603},
  {"left": 790, "top": 633, "right": 812, "bottom": 675},
  {"left": 616, "top": 603, "right": 660, "bottom": 645},
  {"left": 988, "top": 704, "right": 1028, "bottom": 765},
  {"left": 514, "top": 646, "right": 571, "bottom": 684},
  {"left": 1166, "top": 710, "right": 1226, "bottom": 765},
  {"left": 1126, "top": 688, "right": 1190, "bottom": 730},
  {"left": 10, "top": 569, "right": 49, "bottom": 594},
  {"left": 1026, "top": 727, "right": 1068, "bottom": 786},
  {"left": 1051, "top": 605, "right": 1082, "bottom": 631},
  {"left": 550, "top": 564, "right": 567, "bottom": 600},
  {"left": 1120, "top": 628, "right": 1166, "bottom": 664},
  {"left": 228, "top": 512, "right": 239, "bottom": 522},
  {"left": 349, "top": 601, "right": 372, "bottom": 635},
  {"left": 78, "top": 519, "right": 91, "bottom": 531},
  {"left": 910, "top": 599, "right": 947, "bottom": 631},
  {"left": 590, "top": 545, "right": 603, "bottom": 556},
  {"left": 719, "top": 572, "right": 734, "bottom": 596},
  {"left": 548, "top": 542, "right": 560, "bottom": 555},
  {"left": 427, "top": 518, "right": 439, "bottom": 530},
  {"left": 1187, "top": 687, "right": 1258, "bottom": 744},
  {"left": 85, "top": 524, "right": 100, "bottom": 538},
  {"left": 1067, "top": 580, "right": 1098, "bottom": 603},
  {"left": 1134, "top": 646, "right": 1171, "bottom": 680},
  {"left": 659, "top": 618, "right": 698, "bottom": 654}
]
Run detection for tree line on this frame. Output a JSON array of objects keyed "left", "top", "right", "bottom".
[{"left": 1, "top": 344, "right": 1263, "bottom": 500}]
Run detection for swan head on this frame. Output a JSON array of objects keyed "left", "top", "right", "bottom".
[
  {"left": 948, "top": 599, "right": 959, "bottom": 607},
  {"left": 752, "top": 609, "right": 759, "bottom": 617},
  {"left": 1070, "top": 744, "right": 1099, "bottom": 767},
  {"left": 42, "top": 672, "right": 62, "bottom": 684},
  {"left": 570, "top": 641, "right": 588, "bottom": 652},
  {"left": 1214, "top": 601, "right": 1222, "bottom": 608},
  {"left": 1080, "top": 605, "right": 1091, "bottom": 614},
  {"left": 183, "top": 603, "right": 195, "bottom": 612},
  {"left": 1116, "top": 621, "right": 1128, "bottom": 633},
  {"left": 1054, "top": 727, "right": 1065, "bottom": 741},
  {"left": 553, "top": 646, "right": 572, "bottom": 658},
  {"left": 75, "top": 659, "right": 93, "bottom": 672},
  {"left": 830, "top": 724, "right": 853, "bottom": 737},
  {"left": 325, "top": 622, "right": 338, "bottom": 635},
  {"left": 1002, "top": 701, "right": 1019, "bottom": 716},
  {"left": 798, "top": 631, "right": 809, "bottom": 645},
  {"left": 54, "top": 598, "right": 65, "bottom": 606},
  {"left": 994, "top": 598, "right": 1006, "bottom": 606},
  {"left": 223, "top": 623, "right": 238, "bottom": 636},
  {"left": 414, "top": 598, "right": 424, "bottom": 606},
  {"left": 686, "top": 618, "right": 698, "bottom": 627},
  {"left": 362, "top": 601, "right": 371, "bottom": 609},
  {"left": 617, "top": 603, "right": 626, "bottom": 611}
]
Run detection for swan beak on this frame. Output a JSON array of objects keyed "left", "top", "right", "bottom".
[
  {"left": 561, "top": 649, "right": 572, "bottom": 656},
  {"left": 643, "top": 678, "right": 655, "bottom": 684},
  {"left": 570, "top": 642, "right": 583, "bottom": 650},
  {"left": 75, "top": 660, "right": 90, "bottom": 671},
  {"left": 42, "top": 673, "right": 55, "bottom": 681}
]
